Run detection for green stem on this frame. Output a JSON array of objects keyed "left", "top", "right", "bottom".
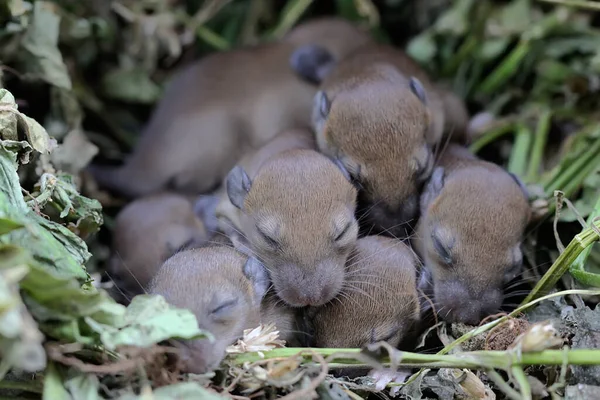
[
  {"left": 268, "top": 0, "right": 314, "bottom": 38},
  {"left": 197, "top": 26, "right": 230, "bottom": 50},
  {"left": 511, "top": 366, "right": 532, "bottom": 400},
  {"left": 522, "top": 223, "right": 600, "bottom": 304},
  {"left": 486, "top": 369, "right": 522, "bottom": 400},
  {"left": 508, "top": 123, "right": 532, "bottom": 177},
  {"left": 478, "top": 39, "right": 531, "bottom": 95},
  {"left": 543, "top": 132, "right": 600, "bottom": 195},
  {"left": 231, "top": 348, "right": 600, "bottom": 370},
  {"left": 469, "top": 121, "right": 516, "bottom": 154},
  {"left": 526, "top": 109, "right": 551, "bottom": 183},
  {"left": 443, "top": 35, "right": 479, "bottom": 77},
  {"left": 536, "top": 0, "right": 600, "bottom": 11},
  {"left": 569, "top": 195, "right": 600, "bottom": 287}
]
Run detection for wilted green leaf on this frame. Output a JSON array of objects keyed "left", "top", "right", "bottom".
[
  {"left": 20, "top": 1, "right": 72, "bottom": 90},
  {"left": 101, "top": 68, "right": 162, "bottom": 104},
  {"left": 49, "top": 129, "right": 97, "bottom": 174},
  {"left": 42, "top": 363, "right": 71, "bottom": 400},
  {"left": 0, "top": 218, "right": 23, "bottom": 236},
  {"left": 492, "top": 0, "right": 532, "bottom": 36},
  {"left": 0, "top": 244, "right": 47, "bottom": 376},
  {"left": 118, "top": 382, "right": 226, "bottom": 400},
  {"left": 432, "top": 0, "right": 474, "bottom": 36},
  {"left": 64, "top": 372, "right": 100, "bottom": 400},
  {"left": 89, "top": 294, "right": 211, "bottom": 351},
  {"left": 406, "top": 32, "right": 437, "bottom": 64}
]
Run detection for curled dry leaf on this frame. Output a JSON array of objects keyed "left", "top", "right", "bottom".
[
  {"left": 510, "top": 321, "right": 564, "bottom": 353},
  {"left": 226, "top": 323, "right": 286, "bottom": 356}
]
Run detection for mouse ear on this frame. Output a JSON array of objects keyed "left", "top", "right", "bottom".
[
  {"left": 420, "top": 166, "right": 445, "bottom": 211},
  {"left": 290, "top": 44, "right": 337, "bottom": 84},
  {"left": 226, "top": 165, "right": 252, "bottom": 210},
  {"left": 508, "top": 172, "right": 530, "bottom": 200},
  {"left": 243, "top": 257, "right": 270, "bottom": 302},
  {"left": 409, "top": 77, "right": 428, "bottom": 106}
]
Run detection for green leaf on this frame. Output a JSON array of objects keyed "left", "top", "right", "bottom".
[
  {"left": 407, "top": 32, "right": 437, "bottom": 64},
  {"left": 90, "top": 294, "right": 211, "bottom": 351},
  {"left": 20, "top": 1, "right": 72, "bottom": 90},
  {"left": 0, "top": 218, "right": 23, "bottom": 236},
  {"left": 64, "top": 373, "right": 100, "bottom": 400},
  {"left": 42, "top": 363, "right": 71, "bottom": 400},
  {"left": 118, "top": 382, "right": 226, "bottom": 400},
  {"left": 101, "top": 68, "right": 162, "bottom": 104}
]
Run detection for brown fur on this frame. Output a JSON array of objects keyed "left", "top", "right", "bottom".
[
  {"left": 310, "top": 236, "right": 420, "bottom": 348},
  {"left": 309, "top": 43, "right": 468, "bottom": 238},
  {"left": 148, "top": 247, "right": 296, "bottom": 374},
  {"left": 414, "top": 144, "right": 531, "bottom": 325},
  {"left": 215, "top": 128, "right": 316, "bottom": 238},
  {"left": 224, "top": 142, "right": 359, "bottom": 308},
  {"left": 108, "top": 192, "right": 209, "bottom": 299},
  {"left": 89, "top": 17, "right": 372, "bottom": 199}
]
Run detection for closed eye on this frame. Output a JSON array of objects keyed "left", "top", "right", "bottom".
[
  {"left": 334, "top": 223, "right": 351, "bottom": 242},
  {"left": 257, "top": 227, "right": 280, "bottom": 248},
  {"left": 211, "top": 298, "right": 238, "bottom": 315},
  {"left": 432, "top": 235, "right": 452, "bottom": 266}
]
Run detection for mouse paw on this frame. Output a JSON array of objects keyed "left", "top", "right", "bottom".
[{"left": 369, "top": 368, "right": 411, "bottom": 397}]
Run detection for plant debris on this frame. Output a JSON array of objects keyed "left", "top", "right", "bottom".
[{"left": 1, "top": 0, "right": 600, "bottom": 399}]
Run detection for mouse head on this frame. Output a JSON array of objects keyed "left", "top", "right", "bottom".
[
  {"left": 312, "top": 65, "right": 433, "bottom": 237},
  {"left": 418, "top": 166, "right": 531, "bottom": 325},
  {"left": 109, "top": 193, "right": 209, "bottom": 297},
  {"left": 284, "top": 17, "right": 372, "bottom": 70},
  {"left": 148, "top": 247, "right": 269, "bottom": 373},
  {"left": 226, "top": 149, "right": 358, "bottom": 308},
  {"left": 311, "top": 236, "right": 420, "bottom": 348}
]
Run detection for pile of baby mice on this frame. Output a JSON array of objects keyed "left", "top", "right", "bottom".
[{"left": 90, "top": 16, "right": 532, "bottom": 375}]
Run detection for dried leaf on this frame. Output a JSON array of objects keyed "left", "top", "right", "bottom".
[
  {"left": 101, "top": 68, "right": 162, "bottom": 104},
  {"left": 20, "top": 1, "right": 72, "bottom": 89}
]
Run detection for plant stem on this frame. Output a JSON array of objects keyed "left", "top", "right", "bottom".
[
  {"left": 486, "top": 369, "right": 522, "bottom": 400},
  {"left": 196, "top": 26, "right": 230, "bottom": 50},
  {"left": 522, "top": 223, "right": 600, "bottom": 304},
  {"left": 526, "top": 108, "right": 551, "bottom": 183},
  {"left": 508, "top": 123, "right": 532, "bottom": 177},
  {"left": 231, "top": 348, "right": 600, "bottom": 369},
  {"left": 469, "top": 121, "right": 516, "bottom": 154},
  {"left": 569, "top": 195, "right": 600, "bottom": 287},
  {"left": 536, "top": 0, "right": 600, "bottom": 11},
  {"left": 268, "top": 0, "right": 314, "bottom": 38},
  {"left": 511, "top": 366, "right": 532, "bottom": 400},
  {"left": 543, "top": 132, "right": 600, "bottom": 196},
  {"left": 478, "top": 39, "right": 530, "bottom": 95}
]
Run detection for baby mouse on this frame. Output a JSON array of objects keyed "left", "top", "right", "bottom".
[
  {"left": 214, "top": 128, "right": 316, "bottom": 245},
  {"left": 148, "top": 247, "right": 296, "bottom": 374},
  {"left": 107, "top": 192, "right": 209, "bottom": 301},
  {"left": 413, "top": 144, "right": 531, "bottom": 325},
  {"left": 307, "top": 235, "right": 420, "bottom": 349},
  {"left": 89, "top": 17, "right": 372, "bottom": 199},
  {"left": 289, "top": 43, "right": 469, "bottom": 239},
  {"left": 222, "top": 132, "right": 359, "bottom": 308}
]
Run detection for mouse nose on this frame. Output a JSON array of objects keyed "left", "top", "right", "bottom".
[{"left": 438, "top": 284, "right": 503, "bottom": 325}]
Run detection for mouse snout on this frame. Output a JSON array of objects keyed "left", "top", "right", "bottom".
[
  {"left": 175, "top": 338, "right": 227, "bottom": 374},
  {"left": 274, "top": 261, "right": 344, "bottom": 307},
  {"left": 436, "top": 281, "right": 503, "bottom": 325},
  {"left": 363, "top": 193, "right": 419, "bottom": 238}
]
